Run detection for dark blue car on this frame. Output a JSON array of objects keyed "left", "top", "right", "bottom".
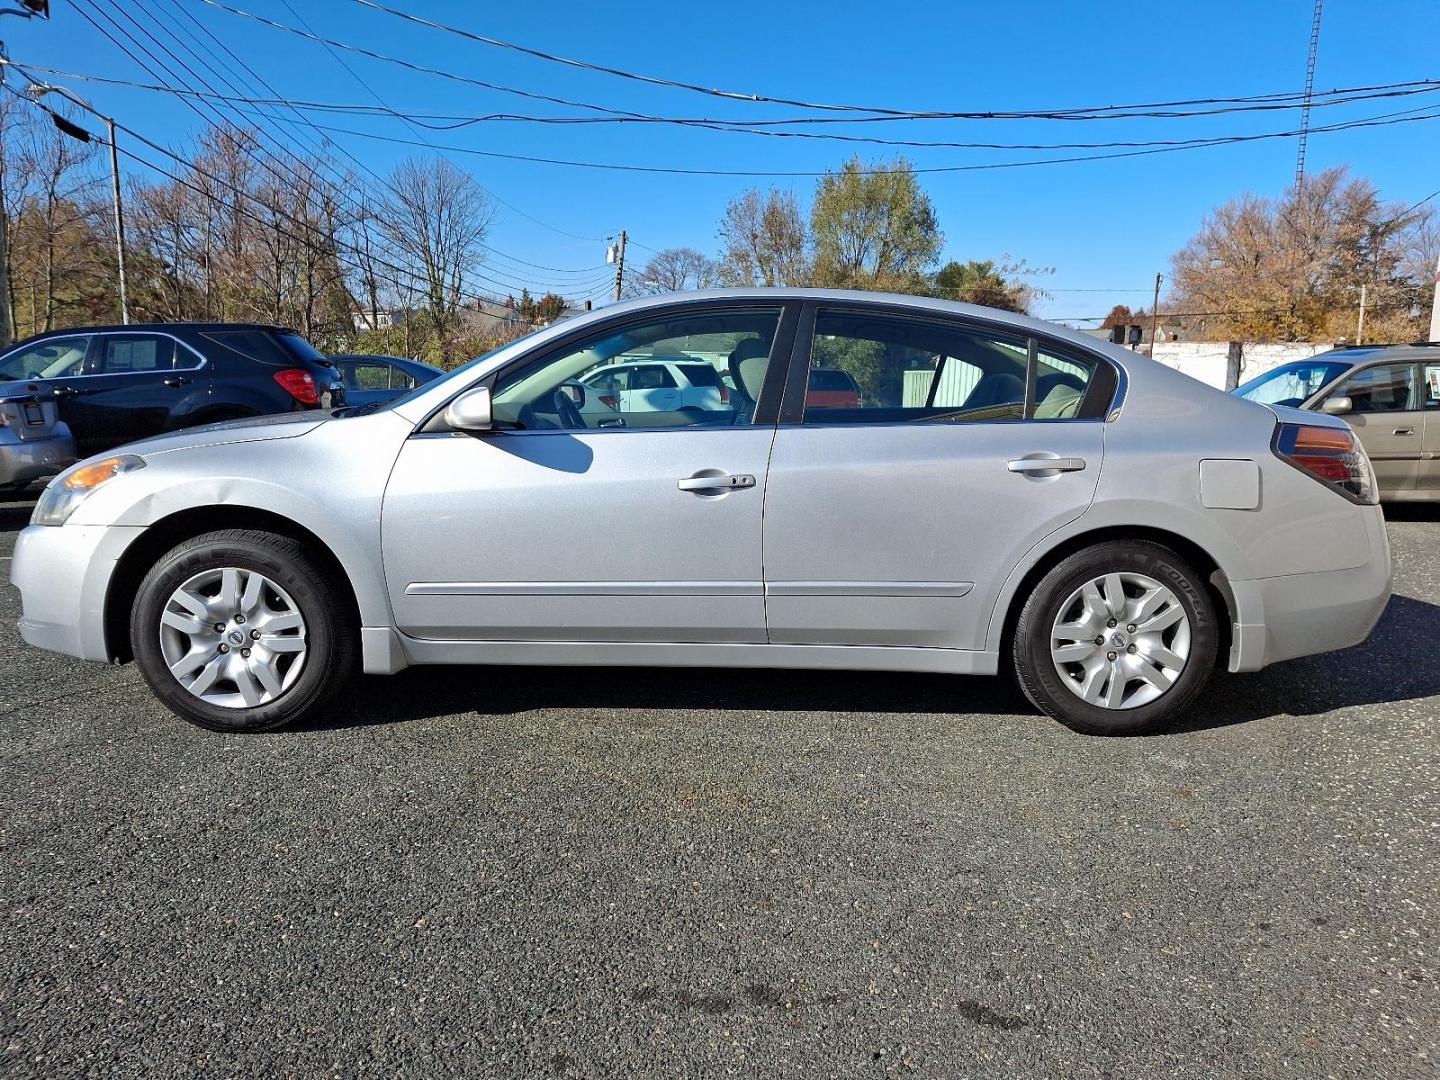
[{"left": 329, "top": 354, "right": 445, "bottom": 407}]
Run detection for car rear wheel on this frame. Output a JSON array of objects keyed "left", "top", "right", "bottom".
[
  {"left": 131, "top": 529, "right": 355, "bottom": 733},
  {"left": 1012, "top": 541, "right": 1218, "bottom": 735}
]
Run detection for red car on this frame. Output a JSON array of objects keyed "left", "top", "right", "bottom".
[{"left": 805, "top": 367, "right": 862, "bottom": 409}]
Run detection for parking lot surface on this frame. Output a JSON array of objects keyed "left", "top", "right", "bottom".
[{"left": 1, "top": 497, "right": 1436, "bottom": 1079}]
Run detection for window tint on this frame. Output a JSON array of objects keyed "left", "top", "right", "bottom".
[
  {"left": 1235, "top": 359, "right": 1351, "bottom": 407},
  {"left": 97, "top": 335, "right": 174, "bottom": 374},
  {"left": 0, "top": 336, "right": 88, "bottom": 380},
  {"left": 808, "top": 368, "right": 859, "bottom": 392},
  {"left": 677, "top": 363, "right": 722, "bottom": 387},
  {"left": 1336, "top": 363, "right": 1414, "bottom": 413},
  {"left": 491, "top": 307, "right": 781, "bottom": 431},
  {"left": 804, "top": 310, "right": 1097, "bottom": 424}
]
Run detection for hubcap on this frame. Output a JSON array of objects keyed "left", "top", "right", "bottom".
[
  {"left": 158, "top": 567, "right": 307, "bottom": 710},
  {"left": 1049, "top": 572, "right": 1191, "bottom": 710}
]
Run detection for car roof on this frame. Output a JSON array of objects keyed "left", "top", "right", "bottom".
[{"left": 10, "top": 322, "right": 300, "bottom": 343}]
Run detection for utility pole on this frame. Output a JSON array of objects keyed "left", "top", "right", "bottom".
[
  {"left": 25, "top": 83, "right": 128, "bottom": 323},
  {"left": 1356, "top": 282, "right": 1367, "bottom": 344},
  {"left": 1148, "top": 272, "right": 1162, "bottom": 352},
  {"left": 611, "top": 230, "right": 627, "bottom": 303},
  {"left": 1430, "top": 251, "right": 1440, "bottom": 343}
]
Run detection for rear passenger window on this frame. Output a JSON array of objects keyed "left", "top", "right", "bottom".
[
  {"left": 678, "top": 364, "right": 722, "bottom": 387},
  {"left": 629, "top": 366, "right": 675, "bottom": 390},
  {"left": 97, "top": 335, "right": 174, "bottom": 374},
  {"left": 804, "top": 310, "right": 1100, "bottom": 424}
]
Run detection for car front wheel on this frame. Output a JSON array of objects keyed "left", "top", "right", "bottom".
[
  {"left": 1012, "top": 541, "right": 1219, "bottom": 735},
  {"left": 131, "top": 529, "right": 356, "bottom": 733}
]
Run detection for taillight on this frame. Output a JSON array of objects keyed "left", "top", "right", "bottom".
[
  {"left": 598, "top": 394, "right": 618, "bottom": 409},
  {"left": 1274, "top": 422, "right": 1378, "bottom": 505},
  {"left": 274, "top": 368, "right": 318, "bottom": 406}
]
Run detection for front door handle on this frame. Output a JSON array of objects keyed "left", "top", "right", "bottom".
[
  {"left": 1008, "top": 456, "right": 1087, "bottom": 474},
  {"left": 677, "top": 472, "right": 756, "bottom": 493},
  {"left": 1393, "top": 427, "right": 1415, "bottom": 436},
  {"left": 50, "top": 385, "right": 80, "bottom": 399},
  {"left": 163, "top": 375, "right": 190, "bottom": 388}
]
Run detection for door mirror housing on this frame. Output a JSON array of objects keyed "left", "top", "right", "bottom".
[
  {"left": 558, "top": 380, "right": 587, "bottom": 408},
  {"left": 443, "top": 385, "right": 493, "bottom": 432},
  {"left": 1321, "top": 395, "right": 1352, "bottom": 416}
]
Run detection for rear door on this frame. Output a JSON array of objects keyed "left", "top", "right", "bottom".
[
  {"left": 762, "top": 304, "right": 1108, "bottom": 652},
  {"left": 1322, "top": 360, "right": 1422, "bottom": 496},
  {"left": 619, "top": 364, "right": 683, "bottom": 414},
  {"left": 61, "top": 333, "right": 201, "bottom": 454}
]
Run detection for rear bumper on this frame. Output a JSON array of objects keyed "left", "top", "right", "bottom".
[
  {"left": 1229, "top": 505, "right": 1392, "bottom": 671},
  {"left": 0, "top": 429, "right": 77, "bottom": 488},
  {"left": 12, "top": 522, "right": 142, "bottom": 663}
]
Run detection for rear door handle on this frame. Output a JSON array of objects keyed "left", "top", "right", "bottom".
[
  {"left": 1393, "top": 427, "right": 1415, "bottom": 436},
  {"left": 1008, "top": 456, "right": 1087, "bottom": 474},
  {"left": 678, "top": 472, "right": 756, "bottom": 492},
  {"left": 163, "top": 375, "right": 191, "bottom": 388}
]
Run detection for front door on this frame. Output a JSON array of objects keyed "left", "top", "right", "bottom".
[
  {"left": 60, "top": 333, "right": 201, "bottom": 454},
  {"left": 763, "top": 306, "right": 1106, "bottom": 652},
  {"left": 1324, "top": 360, "right": 1422, "bottom": 497},
  {"left": 381, "top": 304, "right": 794, "bottom": 643}
]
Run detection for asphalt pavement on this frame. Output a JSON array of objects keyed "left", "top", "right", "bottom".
[{"left": 1, "top": 498, "right": 1436, "bottom": 1079}]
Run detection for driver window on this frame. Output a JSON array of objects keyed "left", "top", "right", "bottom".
[
  {"left": 1336, "top": 363, "right": 1415, "bottom": 413},
  {"left": 490, "top": 308, "right": 782, "bottom": 431},
  {"left": 805, "top": 310, "right": 1096, "bottom": 424},
  {"left": 0, "top": 336, "right": 89, "bottom": 381}
]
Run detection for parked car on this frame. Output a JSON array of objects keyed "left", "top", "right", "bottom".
[
  {"left": 806, "top": 366, "right": 863, "bottom": 409},
  {"left": 581, "top": 356, "right": 731, "bottom": 416},
  {"left": 1232, "top": 342, "right": 1440, "bottom": 501},
  {"left": 13, "top": 289, "right": 1389, "bottom": 737},
  {"left": 0, "top": 324, "right": 343, "bottom": 458},
  {"left": 330, "top": 354, "right": 444, "bottom": 408},
  {"left": 0, "top": 389, "right": 77, "bottom": 494}
]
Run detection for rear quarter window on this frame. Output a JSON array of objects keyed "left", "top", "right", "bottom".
[{"left": 677, "top": 364, "right": 722, "bottom": 387}]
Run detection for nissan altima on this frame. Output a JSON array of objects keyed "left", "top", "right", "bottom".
[{"left": 11, "top": 290, "right": 1391, "bottom": 735}]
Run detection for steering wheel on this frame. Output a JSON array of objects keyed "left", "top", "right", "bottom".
[{"left": 517, "top": 389, "right": 585, "bottom": 431}]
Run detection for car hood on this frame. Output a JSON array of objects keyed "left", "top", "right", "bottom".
[{"left": 121, "top": 411, "right": 330, "bottom": 458}]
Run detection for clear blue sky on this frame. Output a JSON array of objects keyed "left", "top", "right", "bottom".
[{"left": 6, "top": 0, "right": 1439, "bottom": 321}]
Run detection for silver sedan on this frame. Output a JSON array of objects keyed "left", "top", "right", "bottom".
[{"left": 11, "top": 290, "right": 1392, "bottom": 735}]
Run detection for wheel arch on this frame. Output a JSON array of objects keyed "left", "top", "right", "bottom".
[
  {"left": 991, "top": 525, "right": 1235, "bottom": 671},
  {"left": 103, "top": 505, "right": 361, "bottom": 663}
]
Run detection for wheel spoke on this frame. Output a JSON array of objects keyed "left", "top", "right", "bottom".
[
  {"left": 239, "top": 570, "right": 264, "bottom": 614},
  {"left": 232, "top": 665, "right": 265, "bottom": 707},
  {"left": 1136, "top": 662, "right": 1175, "bottom": 692},
  {"left": 1103, "top": 662, "right": 1127, "bottom": 708},
  {"left": 187, "top": 654, "right": 225, "bottom": 697},
  {"left": 1052, "top": 641, "right": 1096, "bottom": 664},
  {"left": 168, "top": 646, "right": 212, "bottom": 679},
  {"left": 260, "top": 636, "right": 305, "bottom": 654},
  {"left": 161, "top": 609, "right": 208, "bottom": 636},
  {"left": 1131, "top": 585, "right": 1171, "bottom": 623},
  {"left": 171, "top": 587, "right": 210, "bottom": 619},
  {"left": 1101, "top": 574, "right": 1126, "bottom": 619},
  {"left": 257, "top": 611, "right": 303, "bottom": 634},
  {"left": 1142, "top": 644, "right": 1186, "bottom": 670},
  {"left": 1078, "top": 658, "right": 1108, "bottom": 704},
  {"left": 1138, "top": 605, "right": 1184, "bottom": 634},
  {"left": 250, "top": 656, "right": 284, "bottom": 698},
  {"left": 220, "top": 568, "right": 241, "bottom": 612}
]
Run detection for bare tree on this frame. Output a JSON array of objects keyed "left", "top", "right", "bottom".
[
  {"left": 717, "top": 188, "right": 809, "bottom": 287},
  {"left": 625, "top": 246, "right": 718, "bottom": 297},
  {"left": 379, "top": 157, "right": 494, "bottom": 338}
]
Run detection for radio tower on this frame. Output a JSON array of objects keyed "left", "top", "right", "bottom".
[{"left": 1294, "top": 0, "right": 1324, "bottom": 189}]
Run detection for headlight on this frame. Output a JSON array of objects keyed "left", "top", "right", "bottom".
[{"left": 32, "top": 454, "right": 146, "bottom": 526}]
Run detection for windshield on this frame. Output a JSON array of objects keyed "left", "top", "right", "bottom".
[{"left": 1234, "top": 357, "right": 1353, "bottom": 407}]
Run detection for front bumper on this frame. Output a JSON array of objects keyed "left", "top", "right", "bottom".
[
  {"left": 12, "top": 522, "right": 143, "bottom": 663},
  {"left": 0, "top": 429, "right": 77, "bottom": 488},
  {"left": 1229, "top": 505, "right": 1392, "bottom": 671}
]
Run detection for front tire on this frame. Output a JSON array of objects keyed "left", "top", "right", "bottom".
[
  {"left": 1012, "top": 541, "right": 1219, "bottom": 735},
  {"left": 131, "top": 529, "right": 356, "bottom": 733}
]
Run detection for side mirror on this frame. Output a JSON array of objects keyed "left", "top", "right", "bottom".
[
  {"left": 1321, "top": 395, "right": 1352, "bottom": 416},
  {"left": 558, "top": 380, "right": 587, "bottom": 408},
  {"left": 442, "top": 385, "right": 493, "bottom": 431}
]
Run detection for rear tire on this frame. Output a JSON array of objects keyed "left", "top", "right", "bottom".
[
  {"left": 1012, "top": 541, "right": 1218, "bottom": 735},
  {"left": 130, "top": 529, "right": 356, "bottom": 733}
]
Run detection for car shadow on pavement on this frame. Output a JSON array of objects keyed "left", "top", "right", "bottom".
[{"left": 302, "top": 592, "right": 1440, "bottom": 737}]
